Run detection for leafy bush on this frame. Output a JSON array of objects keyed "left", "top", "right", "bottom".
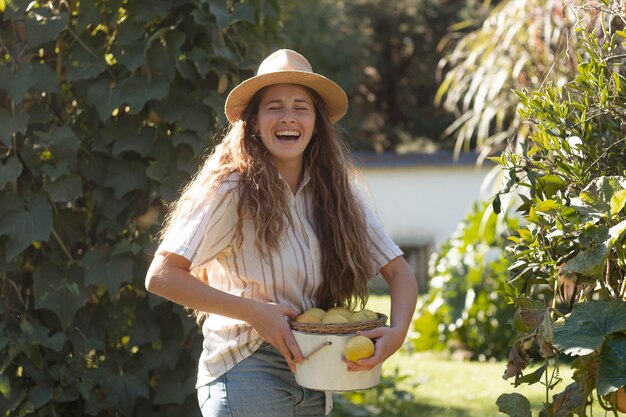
[
  {"left": 494, "top": 3, "right": 626, "bottom": 415},
  {"left": 410, "top": 200, "right": 518, "bottom": 360},
  {"left": 0, "top": 0, "right": 279, "bottom": 415}
]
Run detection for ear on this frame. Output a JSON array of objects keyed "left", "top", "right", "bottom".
[{"left": 251, "top": 117, "right": 259, "bottom": 132}]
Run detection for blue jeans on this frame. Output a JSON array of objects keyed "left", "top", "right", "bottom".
[{"left": 197, "top": 343, "right": 329, "bottom": 417}]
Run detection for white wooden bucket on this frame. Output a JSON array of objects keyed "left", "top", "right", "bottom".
[{"left": 292, "top": 330, "right": 381, "bottom": 391}]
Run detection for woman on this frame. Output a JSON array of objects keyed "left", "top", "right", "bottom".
[{"left": 145, "top": 49, "right": 417, "bottom": 417}]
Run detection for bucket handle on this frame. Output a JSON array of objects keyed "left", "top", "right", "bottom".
[{"left": 303, "top": 341, "right": 332, "bottom": 361}]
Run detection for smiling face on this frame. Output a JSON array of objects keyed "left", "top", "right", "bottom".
[{"left": 254, "top": 83, "right": 317, "bottom": 174}]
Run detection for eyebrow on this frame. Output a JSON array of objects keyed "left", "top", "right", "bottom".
[{"left": 264, "top": 98, "right": 312, "bottom": 105}]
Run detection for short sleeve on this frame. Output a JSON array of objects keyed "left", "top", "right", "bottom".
[
  {"left": 354, "top": 187, "right": 404, "bottom": 272},
  {"left": 157, "top": 181, "right": 238, "bottom": 269}
]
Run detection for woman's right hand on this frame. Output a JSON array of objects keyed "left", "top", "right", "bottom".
[{"left": 246, "top": 301, "right": 303, "bottom": 372}]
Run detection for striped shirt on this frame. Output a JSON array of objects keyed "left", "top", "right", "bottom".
[{"left": 157, "top": 171, "right": 403, "bottom": 388}]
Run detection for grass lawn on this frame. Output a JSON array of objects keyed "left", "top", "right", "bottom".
[{"left": 354, "top": 291, "right": 608, "bottom": 417}]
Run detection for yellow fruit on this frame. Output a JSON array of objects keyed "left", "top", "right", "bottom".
[
  {"left": 344, "top": 335, "right": 375, "bottom": 362},
  {"left": 322, "top": 312, "right": 349, "bottom": 324},
  {"left": 349, "top": 309, "right": 378, "bottom": 322},
  {"left": 303, "top": 307, "right": 326, "bottom": 320},
  {"left": 326, "top": 307, "right": 352, "bottom": 319},
  {"left": 296, "top": 312, "right": 322, "bottom": 323}
]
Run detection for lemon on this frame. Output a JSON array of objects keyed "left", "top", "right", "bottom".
[
  {"left": 321, "top": 311, "right": 349, "bottom": 324},
  {"left": 344, "top": 335, "right": 375, "bottom": 362},
  {"left": 296, "top": 312, "right": 322, "bottom": 323},
  {"left": 326, "top": 307, "right": 352, "bottom": 319},
  {"left": 349, "top": 309, "right": 378, "bottom": 322},
  {"left": 303, "top": 307, "right": 326, "bottom": 320}
]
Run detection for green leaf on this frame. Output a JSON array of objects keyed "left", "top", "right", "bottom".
[
  {"left": 24, "top": 9, "right": 68, "bottom": 49},
  {"left": 86, "top": 79, "right": 122, "bottom": 122},
  {"left": 153, "top": 371, "right": 190, "bottom": 405},
  {"left": 0, "top": 373, "right": 9, "bottom": 398},
  {"left": 65, "top": 43, "right": 107, "bottom": 82},
  {"left": 609, "top": 220, "right": 626, "bottom": 246},
  {"left": 104, "top": 160, "right": 148, "bottom": 199},
  {"left": 597, "top": 334, "right": 626, "bottom": 396},
  {"left": 563, "top": 226, "right": 610, "bottom": 278},
  {"left": 43, "top": 173, "right": 83, "bottom": 203},
  {"left": 610, "top": 189, "right": 626, "bottom": 216},
  {"left": 33, "top": 263, "right": 88, "bottom": 331},
  {"left": 0, "top": 157, "right": 23, "bottom": 189},
  {"left": 27, "top": 383, "right": 53, "bottom": 409},
  {"left": 553, "top": 300, "right": 626, "bottom": 356},
  {"left": 0, "top": 108, "right": 29, "bottom": 147},
  {"left": 0, "top": 193, "right": 52, "bottom": 260},
  {"left": 117, "top": 76, "right": 169, "bottom": 114},
  {"left": 100, "top": 367, "right": 149, "bottom": 416},
  {"left": 580, "top": 176, "right": 626, "bottom": 214},
  {"left": 45, "top": 126, "right": 81, "bottom": 170},
  {"left": 83, "top": 251, "right": 134, "bottom": 296},
  {"left": 496, "top": 393, "right": 532, "bottom": 417},
  {"left": 534, "top": 199, "right": 558, "bottom": 214}
]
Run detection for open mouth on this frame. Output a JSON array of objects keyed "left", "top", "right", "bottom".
[{"left": 275, "top": 130, "right": 301, "bottom": 142}]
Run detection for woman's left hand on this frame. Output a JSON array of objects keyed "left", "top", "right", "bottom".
[{"left": 343, "top": 326, "right": 405, "bottom": 371}]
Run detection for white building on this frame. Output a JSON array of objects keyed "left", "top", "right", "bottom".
[{"left": 354, "top": 151, "right": 496, "bottom": 291}]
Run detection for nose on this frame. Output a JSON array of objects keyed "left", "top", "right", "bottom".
[{"left": 279, "top": 108, "right": 296, "bottom": 123}]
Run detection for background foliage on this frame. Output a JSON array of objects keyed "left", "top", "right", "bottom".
[
  {"left": 410, "top": 200, "right": 517, "bottom": 360},
  {"left": 491, "top": 2, "right": 626, "bottom": 415},
  {"left": 279, "top": 0, "right": 499, "bottom": 152},
  {"left": 0, "top": 0, "right": 280, "bottom": 415}
]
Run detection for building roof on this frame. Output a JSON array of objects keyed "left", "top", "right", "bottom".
[{"left": 352, "top": 150, "right": 495, "bottom": 169}]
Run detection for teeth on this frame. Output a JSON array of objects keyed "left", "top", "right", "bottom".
[{"left": 275, "top": 130, "right": 300, "bottom": 137}]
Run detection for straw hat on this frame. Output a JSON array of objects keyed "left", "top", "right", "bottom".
[{"left": 225, "top": 49, "right": 348, "bottom": 124}]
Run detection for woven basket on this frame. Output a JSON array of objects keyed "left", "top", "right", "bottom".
[{"left": 289, "top": 313, "right": 387, "bottom": 335}]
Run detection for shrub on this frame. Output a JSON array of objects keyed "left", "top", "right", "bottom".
[{"left": 0, "top": 1, "right": 280, "bottom": 415}]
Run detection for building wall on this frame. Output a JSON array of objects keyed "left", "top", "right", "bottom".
[
  {"left": 358, "top": 165, "right": 494, "bottom": 248},
  {"left": 354, "top": 154, "right": 496, "bottom": 291}
]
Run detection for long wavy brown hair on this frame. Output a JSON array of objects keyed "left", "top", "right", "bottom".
[{"left": 160, "top": 85, "right": 376, "bottom": 314}]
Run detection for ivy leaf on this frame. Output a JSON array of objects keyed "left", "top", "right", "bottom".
[
  {"left": 0, "top": 157, "right": 23, "bottom": 189},
  {"left": 83, "top": 251, "right": 133, "bottom": 296},
  {"left": 496, "top": 393, "right": 532, "bottom": 417},
  {"left": 597, "top": 334, "right": 626, "bottom": 396},
  {"left": 104, "top": 160, "right": 148, "bottom": 199},
  {"left": 24, "top": 8, "right": 68, "bottom": 49},
  {"left": 43, "top": 173, "right": 83, "bottom": 203},
  {"left": 100, "top": 367, "right": 149, "bottom": 416},
  {"left": 0, "top": 193, "right": 52, "bottom": 260},
  {"left": 117, "top": 76, "right": 169, "bottom": 114},
  {"left": 0, "top": 108, "right": 29, "bottom": 147},
  {"left": 86, "top": 79, "right": 123, "bottom": 122},
  {"left": 65, "top": 43, "right": 107, "bottom": 82},
  {"left": 553, "top": 300, "right": 626, "bottom": 356},
  {"left": 153, "top": 370, "right": 191, "bottom": 406},
  {"left": 33, "top": 263, "right": 88, "bottom": 331}
]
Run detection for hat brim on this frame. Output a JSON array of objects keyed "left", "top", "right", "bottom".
[{"left": 225, "top": 71, "right": 348, "bottom": 124}]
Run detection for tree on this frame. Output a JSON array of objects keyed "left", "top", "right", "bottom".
[
  {"left": 494, "top": 2, "right": 626, "bottom": 415},
  {"left": 279, "top": 0, "right": 498, "bottom": 152},
  {"left": 436, "top": 0, "right": 581, "bottom": 161},
  {"left": 0, "top": 0, "right": 280, "bottom": 415}
]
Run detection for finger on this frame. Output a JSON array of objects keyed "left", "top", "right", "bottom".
[
  {"left": 276, "top": 341, "right": 297, "bottom": 372},
  {"left": 357, "top": 327, "right": 387, "bottom": 339},
  {"left": 284, "top": 331, "right": 303, "bottom": 362},
  {"left": 282, "top": 306, "right": 300, "bottom": 320}
]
